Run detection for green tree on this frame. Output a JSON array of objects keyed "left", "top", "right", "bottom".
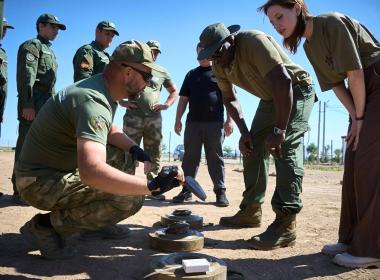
[
  {"left": 333, "top": 149, "right": 342, "bottom": 163},
  {"left": 223, "top": 145, "right": 233, "bottom": 154},
  {"left": 306, "top": 143, "right": 318, "bottom": 163}
]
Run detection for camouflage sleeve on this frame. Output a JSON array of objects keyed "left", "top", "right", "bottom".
[
  {"left": 17, "top": 41, "right": 40, "bottom": 109},
  {"left": 0, "top": 87, "right": 5, "bottom": 121},
  {"left": 73, "top": 46, "right": 94, "bottom": 82}
]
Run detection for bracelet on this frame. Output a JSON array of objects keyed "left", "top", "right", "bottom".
[{"left": 355, "top": 116, "right": 365, "bottom": 121}]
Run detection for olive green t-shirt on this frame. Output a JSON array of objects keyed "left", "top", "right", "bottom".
[
  {"left": 213, "top": 30, "right": 311, "bottom": 101},
  {"left": 128, "top": 69, "right": 174, "bottom": 116},
  {"left": 16, "top": 74, "right": 117, "bottom": 177},
  {"left": 303, "top": 12, "right": 380, "bottom": 92}
]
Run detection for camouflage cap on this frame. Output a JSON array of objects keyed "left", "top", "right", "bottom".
[
  {"left": 97, "top": 20, "right": 119, "bottom": 36},
  {"left": 198, "top": 23, "right": 240, "bottom": 60},
  {"left": 146, "top": 40, "right": 161, "bottom": 53},
  {"left": 37, "top": 13, "right": 66, "bottom": 30},
  {"left": 2, "top": 18, "right": 14, "bottom": 29},
  {"left": 110, "top": 40, "right": 165, "bottom": 73}
]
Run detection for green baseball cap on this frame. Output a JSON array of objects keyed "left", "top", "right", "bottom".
[
  {"left": 36, "top": 13, "right": 66, "bottom": 30},
  {"left": 110, "top": 40, "right": 166, "bottom": 73},
  {"left": 97, "top": 20, "right": 119, "bottom": 36},
  {"left": 146, "top": 40, "right": 161, "bottom": 53},
  {"left": 198, "top": 23, "right": 240, "bottom": 60},
  {"left": 3, "top": 18, "right": 14, "bottom": 29}
]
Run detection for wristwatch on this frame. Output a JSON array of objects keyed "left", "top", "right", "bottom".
[{"left": 273, "top": 127, "right": 286, "bottom": 135}]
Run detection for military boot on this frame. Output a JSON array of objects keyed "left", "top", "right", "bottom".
[
  {"left": 219, "top": 204, "right": 262, "bottom": 228},
  {"left": 247, "top": 209, "right": 296, "bottom": 250}
]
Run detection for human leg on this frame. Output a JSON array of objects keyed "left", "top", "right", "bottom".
[
  {"left": 249, "top": 84, "right": 315, "bottom": 250},
  {"left": 172, "top": 122, "right": 202, "bottom": 203},
  {"left": 123, "top": 112, "right": 144, "bottom": 175},
  {"left": 220, "top": 100, "right": 273, "bottom": 227},
  {"left": 203, "top": 122, "right": 228, "bottom": 206},
  {"left": 11, "top": 120, "right": 32, "bottom": 199}
]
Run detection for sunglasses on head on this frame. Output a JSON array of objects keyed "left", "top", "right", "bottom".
[{"left": 121, "top": 63, "right": 153, "bottom": 83}]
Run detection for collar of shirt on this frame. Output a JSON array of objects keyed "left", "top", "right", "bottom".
[{"left": 37, "top": 34, "right": 51, "bottom": 46}]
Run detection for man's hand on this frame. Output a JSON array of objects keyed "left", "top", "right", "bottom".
[
  {"left": 151, "top": 103, "right": 169, "bottom": 112},
  {"left": 224, "top": 120, "right": 234, "bottom": 137},
  {"left": 239, "top": 133, "right": 253, "bottom": 157},
  {"left": 22, "top": 108, "right": 36, "bottom": 121},
  {"left": 346, "top": 119, "right": 363, "bottom": 151},
  {"left": 174, "top": 120, "right": 182, "bottom": 136},
  {"left": 265, "top": 132, "right": 285, "bottom": 158},
  {"left": 148, "top": 166, "right": 184, "bottom": 195}
]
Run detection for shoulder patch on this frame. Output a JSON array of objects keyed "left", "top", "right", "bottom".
[
  {"left": 90, "top": 116, "right": 106, "bottom": 131},
  {"left": 26, "top": 53, "right": 36, "bottom": 62},
  {"left": 24, "top": 46, "right": 40, "bottom": 57}
]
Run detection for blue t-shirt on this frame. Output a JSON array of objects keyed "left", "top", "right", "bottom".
[{"left": 180, "top": 65, "right": 224, "bottom": 122}]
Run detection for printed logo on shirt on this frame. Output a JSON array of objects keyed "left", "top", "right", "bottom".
[{"left": 90, "top": 116, "right": 106, "bottom": 131}]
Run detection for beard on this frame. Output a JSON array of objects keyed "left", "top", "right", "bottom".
[{"left": 127, "top": 87, "right": 142, "bottom": 101}]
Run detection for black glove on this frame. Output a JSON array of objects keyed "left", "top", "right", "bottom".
[
  {"left": 147, "top": 166, "right": 181, "bottom": 195},
  {"left": 129, "top": 145, "right": 151, "bottom": 163}
]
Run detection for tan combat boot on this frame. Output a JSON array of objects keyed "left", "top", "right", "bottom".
[
  {"left": 247, "top": 209, "right": 296, "bottom": 250},
  {"left": 219, "top": 204, "right": 262, "bottom": 228}
]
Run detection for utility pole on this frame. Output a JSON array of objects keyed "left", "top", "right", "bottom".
[
  {"left": 322, "top": 102, "right": 327, "bottom": 161},
  {"left": 317, "top": 101, "right": 321, "bottom": 163},
  {"left": 331, "top": 139, "right": 333, "bottom": 164},
  {"left": 341, "top": 136, "right": 346, "bottom": 165}
]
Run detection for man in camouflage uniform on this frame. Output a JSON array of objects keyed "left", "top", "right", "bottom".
[
  {"left": 11, "top": 14, "right": 66, "bottom": 202},
  {"left": 15, "top": 40, "right": 183, "bottom": 260},
  {"left": 0, "top": 18, "right": 14, "bottom": 138},
  {"left": 121, "top": 40, "right": 178, "bottom": 200},
  {"left": 73, "top": 20, "right": 119, "bottom": 82}
]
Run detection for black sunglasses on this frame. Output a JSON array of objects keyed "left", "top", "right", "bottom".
[{"left": 121, "top": 63, "right": 153, "bottom": 83}]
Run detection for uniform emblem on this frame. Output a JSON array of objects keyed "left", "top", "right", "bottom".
[
  {"left": 26, "top": 53, "right": 35, "bottom": 62},
  {"left": 90, "top": 116, "right": 106, "bottom": 131}
]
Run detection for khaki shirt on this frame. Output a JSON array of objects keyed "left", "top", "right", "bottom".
[
  {"left": 127, "top": 69, "right": 174, "bottom": 117},
  {"left": 16, "top": 74, "right": 117, "bottom": 177},
  {"left": 73, "top": 41, "right": 110, "bottom": 82},
  {"left": 0, "top": 46, "right": 8, "bottom": 120},
  {"left": 213, "top": 30, "right": 311, "bottom": 101},
  {"left": 16, "top": 35, "right": 57, "bottom": 110},
  {"left": 304, "top": 12, "right": 380, "bottom": 92}
]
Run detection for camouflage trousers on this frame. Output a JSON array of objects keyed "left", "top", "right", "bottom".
[
  {"left": 16, "top": 145, "right": 144, "bottom": 237},
  {"left": 123, "top": 112, "right": 162, "bottom": 180}
]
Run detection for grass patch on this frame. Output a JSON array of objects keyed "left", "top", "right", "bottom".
[{"left": 305, "top": 164, "right": 344, "bottom": 172}]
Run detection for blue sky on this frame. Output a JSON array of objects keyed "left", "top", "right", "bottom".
[{"left": 1, "top": 0, "right": 379, "bottom": 155}]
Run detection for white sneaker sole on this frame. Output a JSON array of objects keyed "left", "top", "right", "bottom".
[{"left": 333, "top": 257, "right": 380, "bottom": 268}]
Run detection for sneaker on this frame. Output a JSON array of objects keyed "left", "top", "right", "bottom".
[
  {"left": 216, "top": 191, "right": 229, "bottom": 207},
  {"left": 147, "top": 194, "right": 166, "bottom": 201},
  {"left": 172, "top": 191, "right": 192, "bottom": 203},
  {"left": 79, "top": 225, "right": 130, "bottom": 240},
  {"left": 20, "top": 215, "right": 76, "bottom": 260},
  {"left": 333, "top": 253, "right": 380, "bottom": 268},
  {"left": 321, "top": 242, "right": 348, "bottom": 256}
]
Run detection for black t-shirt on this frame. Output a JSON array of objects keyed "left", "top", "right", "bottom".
[{"left": 180, "top": 65, "right": 224, "bottom": 122}]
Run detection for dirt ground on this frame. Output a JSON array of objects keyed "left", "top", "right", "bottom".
[{"left": 0, "top": 151, "right": 379, "bottom": 280}]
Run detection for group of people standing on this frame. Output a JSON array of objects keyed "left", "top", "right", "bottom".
[{"left": 1, "top": 0, "right": 379, "bottom": 270}]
